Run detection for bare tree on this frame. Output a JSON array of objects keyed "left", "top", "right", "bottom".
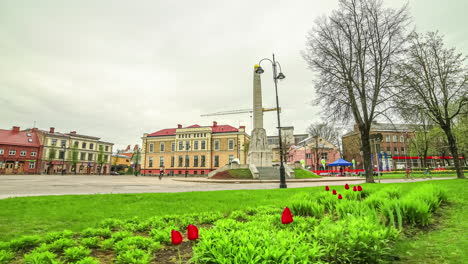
[
  {"left": 303, "top": 0, "right": 411, "bottom": 182},
  {"left": 396, "top": 32, "right": 467, "bottom": 178}
]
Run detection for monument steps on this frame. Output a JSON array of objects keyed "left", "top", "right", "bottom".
[{"left": 257, "top": 167, "right": 280, "bottom": 180}]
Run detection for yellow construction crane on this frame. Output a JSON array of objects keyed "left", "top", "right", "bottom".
[{"left": 200, "top": 107, "right": 280, "bottom": 117}]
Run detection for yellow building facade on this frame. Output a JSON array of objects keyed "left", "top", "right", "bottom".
[{"left": 141, "top": 122, "right": 249, "bottom": 176}]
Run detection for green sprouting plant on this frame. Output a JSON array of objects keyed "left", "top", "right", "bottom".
[
  {"left": 0, "top": 242, "right": 8, "bottom": 251},
  {"left": 379, "top": 200, "right": 403, "bottom": 229},
  {"left": 99, "top": 238, "right": 116, "bottom": 250},
  {"left": 8, "top": 235, "right": 42, "bottom": 251},
  {"left": 44, "top": 230, "right": 74, "bottom": 243},
  {"left": 229, "top": 210, "right": 249, "bottom": 221},
  {"left": 149, "top": 226, "right": 178, "bottom": 243},
  {"left": 290, "top": 200, "right": 324, "bottom": 218},
  {"left": 335, "top": 200, "right": 375, "bottom": 219},
  {"left": 81, "top": 228, "right": 112, "bottom": 238},
  {"left": 0, "top": 250, "right": 15, "bottom": 264},
  {"left": 194, "top": 212, "right": 224, "bottom": 225},
  {"left": 111, "top": 231, "right": 134, "bottom": 242},
  {"left": 47, "top": 238, "right": 77, "bottom": 252},
  {"left": 113, "top": 236, "right": 159, "bottom": 254},
  {"left": 23, "top": 250, "right": 62, "bottom": 264},
  {"left": 75, "top": 256, "right": 100, "bottom": 264},
  {"left": 63, "top": 246, "right": 92, "bottom": 262},
  {"left": 115, "top": 248, "right": 151, "bottom": 264},
  {"left": 384, "top": 187, "right": 402, "bottom": 199},
  {"left": 400, "top": 198, "right": 432, "bottom": 226},
  {"left": 79, "top": 237, "right": 100, "bottom": 249},
  {"left": 98, "top": 218, "right": 124, "bottom": 230}
]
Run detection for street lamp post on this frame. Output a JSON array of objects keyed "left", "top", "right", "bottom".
[
  {"left": 255, "top": 53, "right": 287, "bottom": 188},
  {"left": 61, "top": 144, "right": 66, "bottom": 176}
]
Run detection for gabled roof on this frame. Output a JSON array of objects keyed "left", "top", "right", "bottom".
[
  {"left": 0, "top": 129, "right": 41, "bottom": 147},
  {"left": 147, "top": 124, "right": 239, "bottom": 137},
  {"left": 212, "top": 125, "right": 238, "bottom": 133},
  {"left": 148, "top": 128, "right": 177, "bottom": 137}
]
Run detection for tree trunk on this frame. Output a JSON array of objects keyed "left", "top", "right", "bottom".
[
  {"left": 443, "top": 126, "right": 465, "bottom": 179},
  {"left": 360, "top": 130, "right": 375, "bottom": 183}
]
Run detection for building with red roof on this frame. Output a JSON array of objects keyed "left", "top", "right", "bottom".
[
  {"left": 141, "top": 121, "right": 250, "bottom": 175},
  {"left": 0, "top": 126, "right": 43, "bottom": 174}
]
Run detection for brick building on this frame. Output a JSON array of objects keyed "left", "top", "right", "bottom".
[
  {"left": 141, "top": 122, "right": 250, "bottom": 175},
  {"left": 267, "top": 127, "right": 308, "bottom": 162},
  {"left": 0, "top": 126, "right": 43, "bottom": 174},
  {"left": 342, "top": 122, "right": 415, "bottom": 170},
  {"left": 287, "top": 136, "right": 341, "bottom": 170}
]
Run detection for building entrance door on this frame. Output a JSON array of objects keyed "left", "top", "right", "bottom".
[
  {"left": 5, "top": 162, "right": 14, "bottom": 174},
  {"left": 17, "top": 162, "right": 24, "bottom": 174}
]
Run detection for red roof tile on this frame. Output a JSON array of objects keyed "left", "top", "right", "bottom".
[
  {"left": 186, "top": 124, "right": 201, "bottom": 128},
  {"left": 148, "top": 128, "right": 177, "bottom": 137},
  {"left": 212, "top": 125, "right": 238, "bottom": 133},
  {"left": 0, "top": 129, "right": 41, "bottom": 147}
]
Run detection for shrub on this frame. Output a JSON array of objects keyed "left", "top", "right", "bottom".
[
  {"left": 0, "top": 250, "right": 15, "bottom": 264},
  {"left": 115, "top": 249, "right": 151, "bottom": 264},
  {"left": 79, "top": 237, "right": 100, "bottom": 249},
  {"left": 44, "top": 230, "right": 74, "bottom": 243},
  {"left": 63, "top": 246, "right": 92, "bottom": 262},
  {"left": 23, "top": 250, "right": 62, "bottom": 264},
  {"left": 81, "top": 228, "right": 112, "bottom": 238},
  {"left": 9, "top": 235, "right": 42, "bottom": 251}
]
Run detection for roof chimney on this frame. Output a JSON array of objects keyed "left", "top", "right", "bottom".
[
  {"left": 213, "top": 121, "right": 218, "bottom": 127},
  {"left": 50, "top": 127, "right": 55, "bottom": 133},
  {"left": 239, "top": 126, "right": 245, "bottom": 129},
  {"left": 12, "top": 126, "right": 20, "bottom": 132},
  {"left": 177, "top": 124, "right": 182, "bottom": 128},
  {"left": 70, "top": 131, "right": 77, "bottom": 134}
]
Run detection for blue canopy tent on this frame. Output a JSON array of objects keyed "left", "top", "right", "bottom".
[{"left": 328, "top": 158, "right": 353, "bottom": 167}]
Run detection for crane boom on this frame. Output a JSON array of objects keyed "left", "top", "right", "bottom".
[{"left": 200, "top": 107, "right": 280, "bottom": 117}]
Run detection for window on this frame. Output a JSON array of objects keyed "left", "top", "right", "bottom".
[
  {"left": 228, "top": 139, "right": 234, "bottom": 150},
  {"left": 74, "top": 141, "right": 79, "bottom": 147},
  {"left": 386, "top": 147, "right": 391, "bottom": 153},
  {"left": 27, "top": 133, "right": 32, "bottom": 137},
  {"left": 29, "top": 162, "right": 35, "bottom": 169},
  {"left": 194, "top": 156, "right": 199, "bottom": 167},
  {"left": 178, "top": 156, "right": 183, "bottom": 167},
  {"left": 171, "top": 156, "right": 175, "bottom": 167},
  {"left": 214, "top": 140, "right": 220, "bottom": 150},
  {"left": 88, "top": 153, "right": 93, "bottom": 161},
  {"left": 20, "top": 151, "right": 27, "bottom": 156},
  {"left": 385, "top": 135, "right": 390, "bottom": 142},
  {"left": 160, "top": 143, "right": 165, "bottom": 152},
  {"left": 194, "top": 141, "right": 199, "bottom": 150},
  {"left": 392, "top": 135, "right": 397, "bottom": 142},
  {"left": 82, "top": 142, "right": 86, "bottom": 148},
  {"left": 105, "top": 146, "right": 109, "bottom": 152},
  {"left": 59, "top": 151, "right": 65, "bottom": 159},
  {"left": 321, "top": 153, "right": 328, "bottom": 161},
  {"left": 394, "top": 147, "right": 398, "bottom": 155},
  {"left": 401, "top": 147, "right": 405, "bottom": 154},
  {"left": 179, "top": 142, "right": 183, "bottom": 150},
  {"left": 185, "top": 155, "right": 190, "bottom": 167},
  {"left": 160, "top": 157, "right": 164, "bottom": 167},
  {"left": 185, "top": 141, "right": 190, "bottom": 150},
  {"left": 400, "top": 136, "right": 405, "bottom": 142},
  {"left": 201, "top": 141, "right": 206, "bottom": 150},
  {"left": 172, "top": 143, "right": 175, "bottom": 151},
  {"left": 0, "top": 149, "right": 4, "bottom": 155},
  {"left": 214, "top": 156, "right": 219, "bottom": 167},
  {"left": 51, "top": 139, "right": 57, "bottom": 146},
  {"left": 306, "top": 153, "right": 311, "bottom": 159},
  {"left": 149, "top": 144, "right": 154, "bottom": 152},
  {"left": 201, "top": 155, "right": 206, "bottom": 167},
  {"left": 61, "top": 140, "right": 66, "bottom": 147},
  {"left": 104, "top": 155, "right": 108, "bottom": 161},
  {"left": 148, "top": 157, "right": 153, "bottom": 167},
  {"left": 229, "top": 155, "right": 234, "bottom": 163},
  {"left": 89, "top": 143, "right": 94, "bottom": 150},
  {"left": 9, "top": 150, "right": 16, "bottom": 155},
  {"left": 80, "top": 152, "right": 86, "bottom": 160}
]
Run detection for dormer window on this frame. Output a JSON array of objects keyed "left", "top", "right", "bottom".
[{"left": 28, "top": 139, "right": 33, "bottom": 142}]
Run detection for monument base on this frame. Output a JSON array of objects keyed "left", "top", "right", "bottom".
[{"left": 247, "top": 128, "right": 273, "bottom": 167}]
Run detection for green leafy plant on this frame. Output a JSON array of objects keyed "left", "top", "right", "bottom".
[
  {"left": 115, "top": 248, "right": 151, "bottom": 264},
  {"left": 75, "top": 257, "right": 100, "bottom": 264},
  {"left": 8, "top": 235, "right": 42, "bottom": 251},
  {"left": 63, "top": 246, "right": 91, "bottom": 262},
  {"left": 47, "top": 238, "right": 77, "bottom": 252},
  {"left": 114, "top": 236, "right": 159, "bottom": 254},
  {"left": 23, "top": 250, "right": 62, "bottom": 264},
  {"left": 44, "top": 230, "right": 74, "bottom": 243},
  {"left": 81, "top": 228, "right": 112, "bottom": 238},
  {"left": 0, "top": 250, "right": 15, "bottom": 264},
  {"left": 79, "top": 237, "right": 100, "bottom": 248}
]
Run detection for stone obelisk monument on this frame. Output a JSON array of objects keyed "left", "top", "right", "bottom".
[{"left": 247, "top": 65, "right": 273, "bottom": 167}]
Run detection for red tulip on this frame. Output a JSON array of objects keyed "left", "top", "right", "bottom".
[
  {"left": 338, "top": 194, "right": 343, "bottom": 199},
  {"left": 325, "top": 186, "right": 330, "bottom": 191},
  {"left": 187, "top": 224, "right": 199, "bottom": 240},
  {"left": 171, "top": 230, "right": 183, "bottom": 245},
  {"left": 281, "top": 207, "right": 294, "bottom": 224},
  {"left": 357, "top": 185, "right": 363, "bottom": 191},
  {"left": 332, "top": 190, "right": 337, "bottom": 195},
  {"left": 353, "top": 186, "right": 357, "bottom": 191},
  {"left": 345, "top": 184, "right": 349, "bottom": 190}
]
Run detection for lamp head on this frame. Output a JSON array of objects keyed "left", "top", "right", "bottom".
[
  {"left": 255, "top": 66, "right": 264, "bottom": 74},
  {"left": 276, "top": 72, "right": 285, "bottom": 79}
]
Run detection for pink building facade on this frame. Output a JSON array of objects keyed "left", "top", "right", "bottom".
[{"left": 287, "top": 136, "right": 341, "bottom": 170}]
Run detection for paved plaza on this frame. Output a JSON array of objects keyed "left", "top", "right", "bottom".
[{"left": 0, "top": 175, "right": 454, "bottom": 199}]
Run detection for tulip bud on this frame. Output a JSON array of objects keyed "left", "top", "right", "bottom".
[
  {"left": 325, "top": 186, "right": 330, "bottom": 191},
  {"left": 345, "top": 184, "right": 349, "bottom": 190},
  {"left": 332, "top": 190, "right": 337, "bottom": 195},
  {"left": 281, "top": 207, "right": 294, "bottom": 224},
  {"left": 171, "top": 230, "right": 183, "bottom": 245},
  {"left": 357, "top": 185, "right": 363, "bottom": 191},
  {"left": 187, "top": 224, "right": 199, "bottom": 240},
  {"left": 338, "top": 194, "right": 343, "bottom": 199}
]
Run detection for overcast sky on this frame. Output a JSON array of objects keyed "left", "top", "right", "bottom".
[{"left": 1, "top": 0, "right": 467, "bottom": 151}]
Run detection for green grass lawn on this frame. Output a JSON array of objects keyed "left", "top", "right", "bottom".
[
  {"left": 293, "top": 169, "right": 321, "bottom": 178},
  {"left": 0, "top": 179, "right": 466, "bottom": 263}
]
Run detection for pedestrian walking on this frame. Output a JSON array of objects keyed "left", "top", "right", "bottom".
[{"left": 423, "top": 167, "right": 432, "bottom": 179}]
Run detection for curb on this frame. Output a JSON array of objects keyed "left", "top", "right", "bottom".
[{"left": 172, "top": 177, "right": 365, "bottom": 184}]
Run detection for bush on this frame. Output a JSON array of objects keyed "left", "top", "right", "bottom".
[
  {"left": 63, "top": 246, "right": 92, "bottom": 262},
  {"left": 23, "top": 250, "right": 62, "bottom": 264},
  {"left": 115, "top": 249, "right": 151, "bottom": 264},
  {"left": 0, "top": 250, "right": 15, "bottom": 264}
]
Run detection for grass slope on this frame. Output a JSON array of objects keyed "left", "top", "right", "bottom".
[
  {"left": 293, "top": 169, "right": 321, "bottom": 179},
  {"left": 210, "top": 168, "right": 253, "bottom": 179}
]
